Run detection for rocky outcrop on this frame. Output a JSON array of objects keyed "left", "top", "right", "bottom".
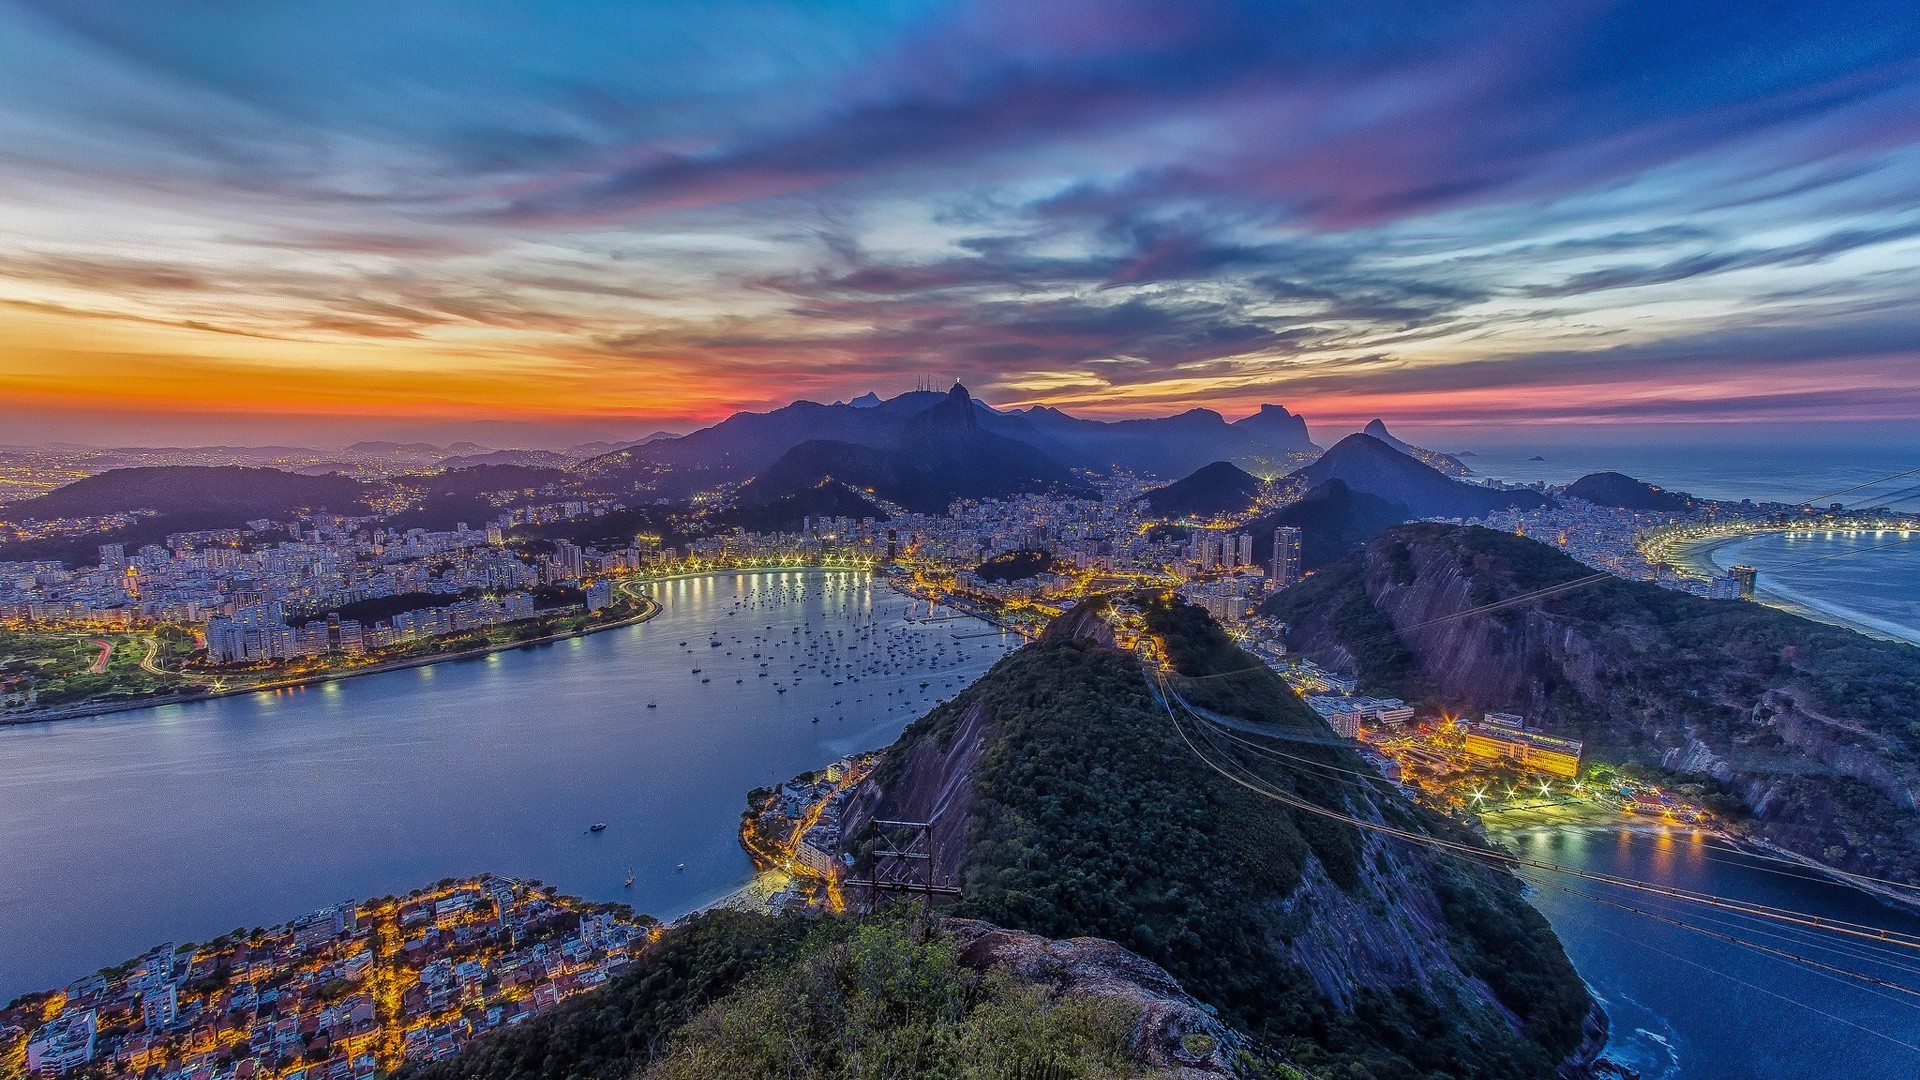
[
  {"left": 841, "top": 691, "right": 988, "bottom": 884},
  {"left": 1270, "top": 523, "right": 1920, "bottom": 885},
  {"left": 944, "top": 919, "right": 1247, "bottom": 1076},
  {"left": 1276, "top": 835, "right": 1488, "bottom": 1012}
]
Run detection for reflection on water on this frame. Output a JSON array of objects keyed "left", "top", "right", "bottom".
[
  {"left": 1707, "top": 530, "right": 1920, "bottom": 645},
  {"left": 1499, "top": 823, "right": 1920, "bottom": 1079},
  {"left": 0, "top": 571, "right": 1015, "bottom": 1000}
]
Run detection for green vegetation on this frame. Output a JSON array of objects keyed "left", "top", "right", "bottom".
[
  {"left": 972, "top": 549, "right": 1061, "bottom": 583},
  {"left": 413, "top": 592, "right": 1592, "bottom": 1080},
  {"left": 0, "top": 627, "right": 193, "bottom": 711},
  {"left": 641, "top": 915, "right": 1155, "bottom": 1080},
  {"left": 410, "top": 910, "right": 1233, "bottom": 1080},
  {"left": 871, "top": 596, "right": 1590, "bottom": 1078},
  {"left": 404, "top": 910, "right": 819, "bottom": 1080}
]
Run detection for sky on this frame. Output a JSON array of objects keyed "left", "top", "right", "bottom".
[{"left": 2, "top": 0, "right": 1919, "bottom": 447}]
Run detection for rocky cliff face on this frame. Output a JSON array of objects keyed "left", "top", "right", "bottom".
[
  {"left": 1269, "top": 524, "right": 1920, "bottom": 884},
  {"left": 849, "top": 598, "right": 1602, "bottom": 1078}
]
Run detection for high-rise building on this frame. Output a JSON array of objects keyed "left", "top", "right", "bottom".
[
  {"left": 1271, "top": 527, "right": 1303, "bottom": 587},
  {"left": 1237, "top": 533, "right": 1254, "bottom": 568},
  {"left": 1710, "top": 565, "right": 1758, "bottom": 601},
  {"left": 552, "top": 540, "right": 586, "bottom": 581},
  {"left": 98, "top": 543, "right": 126, "bottom": 569},
  {"left": 1191, "top": 531, "right": 1221, "bottom": 571}
]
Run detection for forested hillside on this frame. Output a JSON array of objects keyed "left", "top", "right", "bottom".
[{"left": 852, "top": 597, "right": 1596, "bottom": 1078}]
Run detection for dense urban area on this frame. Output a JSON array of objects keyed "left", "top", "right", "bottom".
[
  {"left": 4, "top": 394, "right": 1917, "bottom": 1079},
  {"left": 1, "top": 878, "right": 654, "bottom": 1080}
]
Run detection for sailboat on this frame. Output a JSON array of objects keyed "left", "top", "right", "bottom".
[{"left": 623, "top": 868, "right": 634, "bottom": 888}]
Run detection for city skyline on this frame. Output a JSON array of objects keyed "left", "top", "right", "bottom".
[{"left": 3, "top": 1, "right": 1920, "bottom": 445}]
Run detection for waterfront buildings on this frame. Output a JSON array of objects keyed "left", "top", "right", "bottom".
[{"left": 1459, "top": 712, "right": 1584, "bottom": 778}]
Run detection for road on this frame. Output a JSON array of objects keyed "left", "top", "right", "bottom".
[
  {"left": 138, "top": 635, "right": 166, "bottom": 676},
  {"left": 86, "top": 638, "right": 111, "bottom": 674}
]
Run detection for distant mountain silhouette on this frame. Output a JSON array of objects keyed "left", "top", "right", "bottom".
[
  {"left": 0, "top": 466, "right": 372, "bottom": 565},
  {"left": 1136, "top": 461, "right": 1264, "bottom": 518},
  {"left": 1290, "top": 434, "right": 1552, "bottom": 518},
  {"left": 984, "top": 402, "right": 1316, "bottom": 476},
  {"left": 436, "top": 449, "right": 575, "bottom": 470},
  {"left": 578, "top": 389, "right": 1316, "bottom": 493},
  {"left": 1247, "top": 479, "right": 1412, "bottom": 569},
  {"left": 346, "top": 440, "right": 443, "bottom": 455},
  {"left": 733, "top": 385, "right": 1094, "bottom": 514},
  {"left": 1563, "top": 472, "right": 1696, "bottom": 511},
  {"left": 3, "top": 466, "right": 368, "bottom": 524},
  {"left": 1361, "top": 419, "right": 1470, "bottom": 477}
]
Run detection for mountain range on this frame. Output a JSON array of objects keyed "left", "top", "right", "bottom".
[
  {"left": 730, "top": 385, "right": 1096, "bottom": 516},
  {"left": 579, "top": 387, "right": 1317, "bottom": 498}
]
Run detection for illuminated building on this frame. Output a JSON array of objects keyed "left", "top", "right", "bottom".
[
  {"left": 1271, "top": 527, "right": 1302, "bottom": 587},
  {"left": 1460, "top": 718, "right": 1583, "bottom": 778}
]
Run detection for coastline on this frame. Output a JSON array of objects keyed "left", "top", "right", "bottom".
[
  {"left": 1665, "top": 530, "right": 1920, "bottom": 647},
  {"left": 1482, "top": 802, "right": 1920, "bottom": 916},
  {"left": 0, "top": 593, "right": 663, "bottom": 728},
  {"left": 0, "top": 565, "right": 906, "bottom": 731}
]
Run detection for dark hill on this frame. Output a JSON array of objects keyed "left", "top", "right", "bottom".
[
  {"left": 0, "top": 466, "right": 372, "bottom": 565},
  {"left": 972, "top": 549, "right": 1061, "bottom": 583},
  {"left": 1563, "top": 471, "right": 1696, "bottom": 511},
  {"left": 986, "top": 402, "right": 1316, "bottom": 476},
  {"left": 1265, "top": 523, "right": 1920, "bottom": 889},
  {"left": 1361, "top": 419, "right": 1470, "bottom": 477},
  {"left": 1292, "top": 434, "right": 1550, "bottom": 518},
  {"left": 1135, "top": 460, "right": 1263, "bottom": 518},
  {"left": 3, "top": 465, "right": 368, "bottom": 523},
  {"left": 734, "top": 386, "right": 1094, "bottom": 514},
  {"left": 576, "top": 391, "right": 950, "bottom": 492},
  {"left": 718, "top": 479, "right": 889, "bottom": 533},
  {"left": 579, "top": 390, "right": 1317, "bottom": 494},
  {"left": 843, "top": 597, "right": 1598, "bottom": 1077},
  {"left": 1246, "top": 479, "right": 1411, "bottom": 570}
]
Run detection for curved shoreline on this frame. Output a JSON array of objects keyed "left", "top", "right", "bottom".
[
  {"left": 1486, "top": 808, "right": 1920, "bottom": 917},
  {"left": 0, "top": 566, "right": 912, "bottom": 730},
  {"left": 1666, "top": 530, "right": 1920, "bottom": 646},
  {"left": 0, "top": 593, "right": 663, "bottom": 728}
]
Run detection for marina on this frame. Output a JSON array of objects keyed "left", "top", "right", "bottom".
[{"left": 0, "top": 570, "right": 1016, "bottom": 1001}]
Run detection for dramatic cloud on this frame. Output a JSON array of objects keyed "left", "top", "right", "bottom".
[{"left": 1, "top": 0, "right": 1918, "bottom": 441}]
